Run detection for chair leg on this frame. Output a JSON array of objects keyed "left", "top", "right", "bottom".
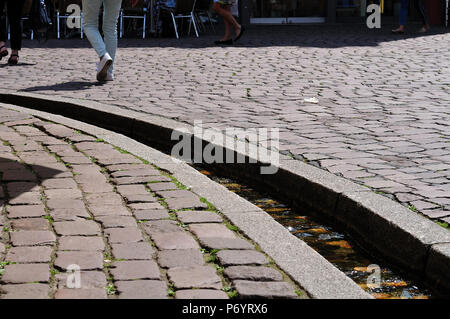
[
  {"left": 143, "top": 14, "right": 146, "bottom": 39},
  {"left": 80, "top": 14, "right": 83, "bottom": 39},
  {"left": 207, "top": 11, "right": 215, "bottom": 34},
  {"left": 57, "top": 11, "right": 60, "bottom": 39},
  {"left": 191, "top": 12, "right": 199, "bottom": 37},
  {"left": 171, "top": 12, "right": 179, "bottom": 39},
  {"left": 119, "top": 10, "right": 123, "bottom": 38}
]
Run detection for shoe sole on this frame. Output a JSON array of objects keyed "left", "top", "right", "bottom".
[{"left": 96, "top": 59, "right": 113, "bottom": 81}]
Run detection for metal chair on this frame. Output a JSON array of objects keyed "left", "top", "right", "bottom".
[
  {"left": 446, "top": 0, "right": 449, "bottom": 27},
  {"left": 195, "top": 0, "right": 215, "bottom": 34},
  {"left": 161, "top": 0, "right": 199, "bottom": 39},
  {"left": 120, "top": 0, "right": 148, "bottom": 39},
  {"left": 56, "top": 0, "right": 83, "bottom": 39}
]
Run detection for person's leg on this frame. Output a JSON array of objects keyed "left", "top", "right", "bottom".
[
  {"left": 6, "top": 0, "right": 25, "bottom": 63},
  {"left": 213, "top": 2, "right": 241, "bottom": 37},
  {"left": 414, "top": 0, "right": 429, "bottom": 31},
  {"left": 82, "top": 0, "right": 107, "bottom": 58},
  {"left": 102, "top": 0, "right": 122, "bottom": 73},
  {"left": 393, "top": 0, "right": 409, "bottom": 32},
  {"left": 0, "top": 0, "right": 7, "bottom": 53}
]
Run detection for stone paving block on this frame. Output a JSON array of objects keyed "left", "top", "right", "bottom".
[
  {"left": 98, "top": 155, "right": 142, "bottom": 165},
  {"left": 123, "top": 194, "right": 157, "bottom": 203},
  {"left": 114, "top": 176, "right": 171, "bottom": 185},
  {"left": 6, "top": 246, "right": 53, "bottom": 263},
  {"left": 53, "top": 220, "right": 101, "bottom": 236},
  {"left": 88, "top": 205, "right": 132, "bottom": 217},
  {"left": 110, "top": 260, "right": 161, "bottom": 280},
  {"left": 85, "top": 193, "right": 123, "bottom": 205},
  {"left": 165, "top": 197, "right": 208, "bottom": 210},
  {"left": 189, "top": 223, "right": 237, "bottom": 239},
  {"left": 97, "top": 216, "right": 137, "bottom": 228},
  {"left": 32, "top": 165, "right": 72, "bottom": 179},
  {"left": 198, "top": 238, "right": 254, "bottom": 250},
  {"left": 151, "top": 232, "right": 200, "bottom": 250},
  {"left": 80, "top": 182, "right": 115, "bottom": 194},
  {"left": 157, "top": 190, "right": 198, "bottom": 199},
  {"left": 134, "top": 209, "right": 170, "bottom": 221},
  {"left": 0, "top": 284, "right": 50, "bottom": 299},
  {"left": 11, "top": 218, "right": 50, "bottom": 231},
  {"left": 177, "top": 211, "right": 223, "bottom": 224},
  {"left": 143, "top": 220, "right": 181, "bottom": 234},
  {"left": 111, "top": 242, "right": 155, "bottom": 260},
  {"left": 105, "top": 227, "right": 143, "bottom": 243},
  {"left": 50, "top": 208, "right": 91, "bottom": 221},
  {"left": 46, "top": 199, "right": 85, "bottom": 210},
  {"left": 9, "top": 192, "right": 41, "bottom": 205},
  {"left": 41, "top": 178, "right": 78, "bottom": 189},
  {"left": 6, "top": 181, "right": 39, "bottom": 194},
  {"left": 7, "top": 205, "right": 46, "bottom": 218},
  {"left": 1, "top": 264, "right": 50, "bottom": 283},
  {"left": 11, "top": 231, "right": 56, "bottom": 246},
  {"left": 216, "top": 250, "right": 269, "bottom": 266},
  {"left": 56, "top": 271, "right": 107, "bottom": 289},
  {"left": 54, "top": 251, "right": 104, "bottom": 270},
  {"left": 55, "top": 288, "right": 107, "bottom": 299},
  {"left": 0, "top": 242, "right": 5, "bottom": 254},
  {"left": 147, "top": 182, "right": 179, "bottom": 192},
  {"left": 2, "top": 170, "right": 37, "bottom": 181},
  {"left": 233, "top": 280, "right": 297, "bottom": 299},
  {"left": 61, "top": 156, "right": 92, "bottom": 164},
  {"left": 45, "top": 189, "right": 83, "bottom": 200},
  {"left": 158, "top": 249, "right": 205, "bottom": 268},
  {"left": 106, "top": 164, "right": 150, "bottom": 172},
  {"left": 111, "top": 168, "right": 160, "bottom": 178},
  {"left": 129, "top": 202, "right": 165, "bottom": 210},
  {"left": 224, "top": 266, "right": 283, "bottom": 281},
  {"left": 116, "top": 280, "right": 168, "bottom": 299},
  {"left": 59, "top": 236, "right": 105, "bottom": 251},
  {"left": 167, "top": 266, "right": 222, "bottom": 289}
]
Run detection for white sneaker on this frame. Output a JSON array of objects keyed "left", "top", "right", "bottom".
[
  {"left": 96, "top": 53, "right": 112, "bottom": 81},
  {"left": 105, "top": 71, "right": 114, "bottom": 81}
]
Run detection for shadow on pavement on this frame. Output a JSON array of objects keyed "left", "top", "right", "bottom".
[
  {"left": 22, "top": 24, "right": 450, "bottom": 49},
  {"left": 0, "top": 63, "right": 36, "bottom": 68},
  {"left": 0, "top": 157, "right": 63, "bottom": 202},
  {"left": 20, "top": 81, "right": 106, "bottom": 92}
]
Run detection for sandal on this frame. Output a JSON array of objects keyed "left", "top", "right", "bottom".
[
  {"left": 0, "top": 45, "right": 8, "bottom": 60},
  {"left": 391, "top": 28, "right": 405, "bottom": 34},
  {"left": 8, "top": 54, "right": 19, "bottom": 65}
]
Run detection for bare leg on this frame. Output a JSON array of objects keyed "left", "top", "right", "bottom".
[{"left": 213, "top": 3, "right": 241, "bottom": 38}]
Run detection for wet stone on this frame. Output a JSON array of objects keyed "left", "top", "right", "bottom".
[
  {"left": 0, "top": 284, "right": 50, "bottom": 299},
  {"left": 198, "top": 238, "right": 254, "bottom": 250},
  {"left": 58, "top": 236, "right": 105, "bottom": 251},
  {"left": 111, "top": 242, "right": 155, "bottom": 260},
  {"left": 11, "top": 218, "right": 50, "bottom": 231},
  {"left": 110, "top": 260, "right": 161, "bottom": 280},
  {"left": 105, "top": 227, "right": 143, "bottom": 243},
  {"left": 116, "top": 280, "right": 168, "bottom": 299},
  {"left": 7, "top": 205, "right": 46, "bottom": 219},
  {"left": 224, "top": 266, "right": 283, "bottom": 281},
  {"left": 175, "top": 289, "right": 229, "bottom": 299},
  {"left": 134, "top": 209, "right": 170, "bottom": 221},
  {"left": 176, "top": 211, "right": 223, "bottom": 224},
  {"left": 56, "top": 271, "right": 107, "bottom": 289},
  {"left": 233, "top": 281, "right": 297, "bottom": 299},
  {"left": 158, "top": 249, "right": 205, "bottom": 268},
  {"left": 54, "top": 251, "right": 104, "bottom": 270},
  {"left": 97, "top": 216, "right": 137, "bottom": 228},
  {"left": 6, "top": 246, "right": 53, "bottom": 263},
  {"left": 1, "top": 264, "right": 50, "bottom": 283},
  {"left": 151, "top": 232, "right": 200, "bottom": 250},
  {"left": 53, "top": 221, "right": 101, "bottom": 236},
  {"left": 11, "top": 231, "right": 56, "bottom": 246},
  {"left": 54, "top": 288, "right": 107, "bottom": 299},
  {"left": 216, "top": 250, "right": 269, "bottom": 266},
  {"left": 167, "top": 266, "right": 222, "bottom": 290}
]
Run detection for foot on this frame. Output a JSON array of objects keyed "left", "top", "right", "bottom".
[
  {"left": 96, "top": 53, "right": 113, "bottom": 81},
  {"left": 418, "top": 25, "right": 430, "bottom": 33},
  {"left": 214, "top": 39, "right": 233, "bottom": 45},
  {"left": 105, "top": 71, "right": 114, "bottom": 81},
  {"left": 234, "top": 26, "right": 245, "bottom": 42},
  {"left": 0, "top": 45, "right": 8, "bottom": 60},
  {"left": 391, "top": 27, "right": 405, "bottom": 34},
  {"left": 8, "top": 54, "right": 19, "bottom": 65}
]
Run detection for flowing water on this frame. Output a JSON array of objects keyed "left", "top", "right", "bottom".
[{"left": 196, "top": 167, "right": 433, "bottom": 299}]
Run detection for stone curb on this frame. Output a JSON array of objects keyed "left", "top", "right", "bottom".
[
  {"left": 0, "top": 97, "right": 370, "bottom": 299},
  {"left": 1, "top": 91, "right": 449, "bottom": 296}
]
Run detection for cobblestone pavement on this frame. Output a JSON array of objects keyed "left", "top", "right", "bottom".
[
  {"left": 0, "top": 25, "right": 449, "bottom": 224},
  {"left": 0, "top": 106, "right": 301, "bottom": 299}
]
